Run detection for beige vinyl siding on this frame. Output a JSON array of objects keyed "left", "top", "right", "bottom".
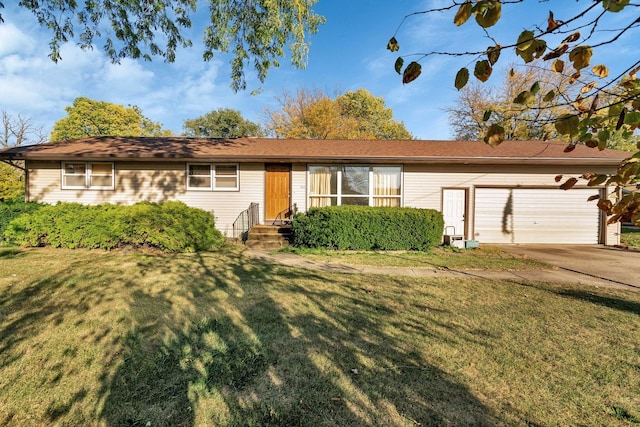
[
  {"left": 180, "top": 163, "right": 264, "bottom": 236},
  {"left": 403, "top": 164, "right": 618, "bottom": 245},
  {"left": 291, "top": 163, "right": 307, "bottom": 213},
  {"left": 26, "top": 160, "right": 264, "bottom": 236}
]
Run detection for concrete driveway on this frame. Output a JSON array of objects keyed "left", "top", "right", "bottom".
[{"left": 498, "top": 245, "right": 640, "bottom": 290}]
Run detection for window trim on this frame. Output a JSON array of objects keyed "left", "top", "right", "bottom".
[
  {"left": 186, "top": 163, "right": 213, "bottom": 191},
  {"left": 308, "top": 164, "right": 403, "bottom": 207},
  {"left": 186, "top": 163, "right": 240, "bottom": 191},
  {"left": 61, "top": 161, "right": 115, "bottom": 190}
]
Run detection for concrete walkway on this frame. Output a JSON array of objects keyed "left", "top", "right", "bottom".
[{"left": 245, "top": 248, "right": 639, "bottom": 292}]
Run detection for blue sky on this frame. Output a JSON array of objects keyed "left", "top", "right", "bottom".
[{"left": 1, "top": 1, "right": 638, "bottom": 141}]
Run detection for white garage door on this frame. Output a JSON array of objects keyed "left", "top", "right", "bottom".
[{"left": 474, "top": 188, "right": 601, "bottom": 244}]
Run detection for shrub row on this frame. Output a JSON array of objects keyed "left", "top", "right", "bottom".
[
  {"left": 292, "top": 206, "right": 444, "bottom": 251},
  {"left": 2, "top": 201, "right": 224, "bottom": 252}
]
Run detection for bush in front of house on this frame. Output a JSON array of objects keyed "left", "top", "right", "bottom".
[
  {"left": 3, "top": 201, "right": 224, "bottom": 252},
  {"left": 292, "top": 206, "right": 444, "bottom": 251},
  {"left": 0, "top": 197, "right": 44, "bottom": 245}
]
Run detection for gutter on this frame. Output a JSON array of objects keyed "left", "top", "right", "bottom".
[{"left": 0, "top": 154, "right": 627, "bottom": 167}]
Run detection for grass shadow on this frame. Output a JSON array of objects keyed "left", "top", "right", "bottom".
[
  {"left": 554, "top": 288, "right": 640, "bottom": 316},
  {"left": 0, "top": 248, "right": 23, "bottom": 258}
]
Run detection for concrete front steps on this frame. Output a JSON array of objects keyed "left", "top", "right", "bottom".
[{"left": 244, "top": 224, "right": 293, "bottom": 249}]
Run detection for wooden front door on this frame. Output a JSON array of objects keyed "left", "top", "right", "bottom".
[{"left": 265, "top": 164, "right": 291, "bottom": 219}]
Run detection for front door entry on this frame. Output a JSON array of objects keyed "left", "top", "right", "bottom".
[
  {"left": 265, "top": 164, "right": 291, "bottom": 220},
  {"left": 442, "top": 188, "right": 467, "bottom": 237}
]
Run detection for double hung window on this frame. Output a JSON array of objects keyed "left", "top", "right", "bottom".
[
  {"left": 62, "top": 162, "right": 114, "bottom": 190},
  {"left": 187, "top": 163, "right": 239, "bottom": 191}
]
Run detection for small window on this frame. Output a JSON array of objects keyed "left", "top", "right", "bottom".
[
  {"left": 187, "top": 163, "right": 239, "bottom": 191},
  {"left": 62, "top": 162, "right": 114, "bottom": 190}
]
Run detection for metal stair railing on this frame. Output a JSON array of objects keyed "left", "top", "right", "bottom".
[
  {"left": 232, "top": 202, "right": 259, "bottom": 241},
  {"left": 272, "top": 203, "right": 297, "bottom": 226}
]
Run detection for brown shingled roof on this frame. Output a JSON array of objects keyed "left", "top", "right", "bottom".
[{"left": 0, "top": 136, "right": 630, "bottom": 165}]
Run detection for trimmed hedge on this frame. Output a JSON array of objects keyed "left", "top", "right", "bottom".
[
  {"left": 292, "top": 206, "right": 444, "bottom": 251},
  {"left": 0, "top": 197, "right": 43, "bottom": 244},
  {"left": 3, "top": 201, "right": 224, "bottom": 252}
]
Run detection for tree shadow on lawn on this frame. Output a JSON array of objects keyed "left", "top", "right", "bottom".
[
  {"left": 552, "top": 288, "right": 640, "bottom": 316},
  {"left": 0, "top": 253, "right": 138, "bottom": 425},
  {"left": 0, "top": 248, "right": 24, "bottom": 259},
  {"left": 97, "top": 249, "right": 505, "bottom": 427},
  {"left": 0, "top": 248, "right": 504, "bottom": 426}
]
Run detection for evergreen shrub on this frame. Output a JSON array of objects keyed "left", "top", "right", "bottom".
[
  {"left": 3, "top": 201, "right": 223, "bottom": 252},
  {"left": 292, "top": 206, "right": 444, "bottom": 251},
  {"left": 0, "top": 197, "right": 43, "bottom": 245}
]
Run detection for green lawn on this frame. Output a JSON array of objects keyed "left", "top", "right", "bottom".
[
  {"left": 287, "top": 245, "right": 550, "bottom": 270},
  {"left": 622, "top": 226, "right": 640, "bottom": 247},
  {"left": 1, "top": 246, "right": 639, "bottom": 426}
]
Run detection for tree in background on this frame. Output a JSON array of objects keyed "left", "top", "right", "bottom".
[
  {"left": 1, "top": 111, "right": 47, "bottom": 199},
  {"left": 336, "top": 89, "right": 414, "bottom": 140},
  {"left": 446, "top": 64, "right": 571, "bottom": 142},
  {"left": 265, "top": 88, "right": 413, "bottom": 140},
  {"left": 2, "top": 111, "right": 47, "bottom": 148},
  {"left": 183, "top": 108, "right": 262, "bottom": 138},
  {"left": 51, "top": 97, "right": 171, "bottom": 141},
  {"left": 2, "top": 1, "right": 324, "bottom": 92},
  {"left": 388, "top": 1, "right": 640, "bottom": 224}
]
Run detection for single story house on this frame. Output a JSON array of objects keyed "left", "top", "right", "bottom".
[{"left": 0, "top": 136, "right": 630, "bottom": 245}]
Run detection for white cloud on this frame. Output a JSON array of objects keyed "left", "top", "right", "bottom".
[
  {"left": 0, "top": 21, "right": 35, "bottom": 55},
  {"left": 99, "top": 59, "right": 155, "bottom": 94}
]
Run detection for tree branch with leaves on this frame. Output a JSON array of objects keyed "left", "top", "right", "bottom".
[
  {"left": 2, "top": 1, "right": 324, "bottom": 92},
  {"left": 389, "top": 0, "right": 640, "bottom": 224}
]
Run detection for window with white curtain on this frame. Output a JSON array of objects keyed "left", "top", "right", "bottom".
[
  {"left": 373, "top": 166, "right": 401, "bottom": 207},
  {"left": 308, "top": 166, "right": 338, "bottom": 207},
  {"left": 308, "top": 165, "right": 401, "bottom": 207}
]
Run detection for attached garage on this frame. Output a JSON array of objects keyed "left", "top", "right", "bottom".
[{"left": 474, "top": 187, "right": 602, "bottom": 244}]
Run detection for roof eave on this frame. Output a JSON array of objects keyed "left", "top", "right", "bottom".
[{"left": 1, "top": 153, "right": 625, "bottom": 167}]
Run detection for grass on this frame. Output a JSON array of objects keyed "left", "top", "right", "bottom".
[
  {"left": 1, "top": 246, "right": 639, "bottom": 426},
  {"left": 622, "top": 226, "right": 640, "bottom": 247},
  {"left": 286, "top": 245, "right": 550, "bottom": 270}
]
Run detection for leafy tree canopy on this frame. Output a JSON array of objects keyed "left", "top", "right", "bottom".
[
  {"left": 265, "top": 88, "right": 414, "bottom": 140},
  {"left": 389, "top": 0, "right": 640, "bottom": 224},
  {"left": 51, "top": 97, "right": 172, "bottom": 141},
  {"left": 1, "top": 1, "right": 324, "bottom": 92},
  {"left": 183, "top": 108, "right": 262, "bottom": 138},
  {"left": 0, "top": 162, "right": 24, "bottom": 200}
]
